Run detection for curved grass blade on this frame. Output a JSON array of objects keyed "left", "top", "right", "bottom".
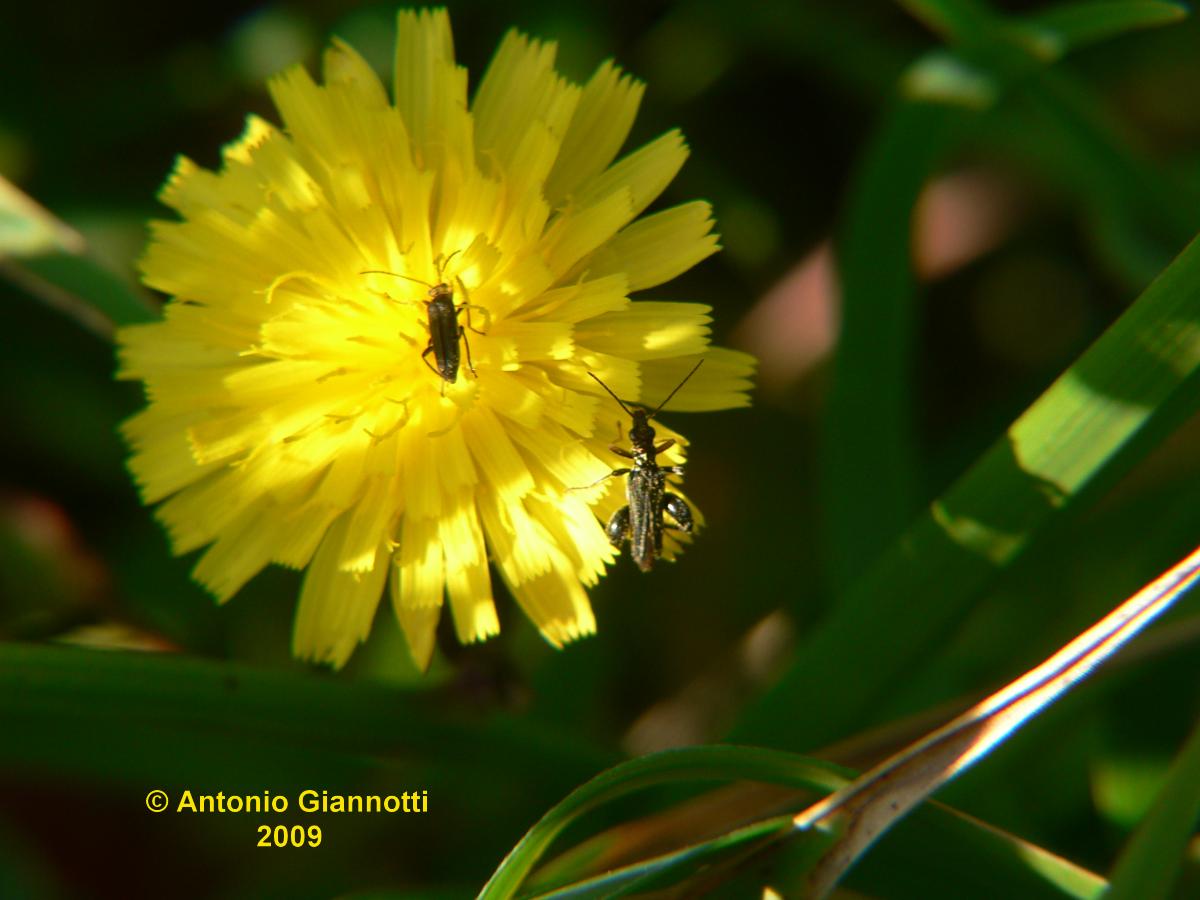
[
  {"left": 792, "top": 542, "right": 1200, "bottom": 898},
  {"left": 485, "top": 745, "right": 1105, "bottom": 899},
  {"left": 523, "top": 814, "right": 802, "bottom": 900},
  {"left": 523, "top": 798, "right": 1103, "bottom": 900},
  {"left": 478, "top": 746, "right": 847, "bottom": 900},
  {"left": 1104, "top": 715, "right": 1200, "bottom": 900}
]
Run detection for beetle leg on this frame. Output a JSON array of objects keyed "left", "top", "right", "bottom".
[
  {"left": 456, "top": 278, "right": 491, "bottom": 335},
  {"left": 654, "top": 438, "right": 675, "bottom": 454},
  {"left": 459, "top": 324, "right": 477, "bottom": 377},
  {"left": 609, "top": 421, "right": 635, "bottom": 458},
  {"left": 421, "top": 344, "right": 441, "bottom": 376},
  {"left": 663, "top": 493, "right": 694, "bottom": 533},
  {"left": 421, "top": 345, "right": 449, "bottom": 396},
  {"left": 605, "top": 506, "right": 631, "bottom": 547},
  {"left": 570, "top": 468, "right": 630, "bottom": 491}
]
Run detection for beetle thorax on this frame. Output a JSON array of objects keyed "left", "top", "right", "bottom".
[{"left": 629, "top": 412, "right": 656, "bottom": 456}]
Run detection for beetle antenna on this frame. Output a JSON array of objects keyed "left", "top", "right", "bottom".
[
  {"left": 360, "top": 269, "right": 434, "bottom": 289},
  {"left": 587, "top": 372, "right": 635, "bottom": 417},
  {"left": 648, "top": 359, "right": 704, "bottom": 418},
  {"left": 435, "top": 249, "right": 462, "bottom": 282}
]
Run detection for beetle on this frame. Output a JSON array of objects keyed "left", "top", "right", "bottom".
[
  {"left": 362, "top": 251, "right": 488, "bottom": 392},
  {"left": 583, "top": 360, "right": 704, "bottom": 571}
]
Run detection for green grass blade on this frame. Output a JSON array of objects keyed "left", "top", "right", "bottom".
[
  {"left": 735, "top": 229, "right": 1200, "bottom": 750},
  {"left": 898, "top": 0, "right": 1187, "bottom": 50},
  {"left": 1027, "top": 1, "right": 1189, "bottom": 52},
  {"left": 0, "top": 177, "right": 157, "bottom": 333},
  {"left": 1104, "top": 716, "right": 1200, "bottom": 900},
  {"left": 523, "top": 815, "right": 802, "bottom": 899},
  {"left": 0, "top": 176, "right": 83, "bottom": 257},
  {"left": 16, "top": 252, "right": 158, "bottom": 332},
  {"left": 846, "top": 802, "right": 1107, "bottom": 899},
  {"left": 478, "top": 746, "right": 847, "bottom": 900},
  {"left": 0, "top": 643, "right": 613, "bottom": 778},
  {"left": 526, "top": 799, "right": 1104, "bottom": 900},
  {"left": 896, "top": 0, "right": 999, "bottom": 41},
  {"left": 484, "top": 743, "right": 1105, "bottom": 900},
  {"left": 823, "top": 2, "right": 1191, "bottom": 591},
  {"left": 823, "top": 99, "right": 966, "bottom": 590},
  {"left": 795, "top": 544, "right": 1200, "bottom": 897}
]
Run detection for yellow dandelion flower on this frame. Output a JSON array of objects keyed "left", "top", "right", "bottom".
[{"left": 117, "top": 8, "right": 755, "bottom": 670}]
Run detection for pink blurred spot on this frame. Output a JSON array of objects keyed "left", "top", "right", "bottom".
[
  {"left": 914, "top": 169, "right": 1020, "bottom": 280},
  {"left": 736, "top": 168, "right": 1022, "bottom": 390},
  {"left": 733, "top": 242, "right": 839, "bottom": 389}
]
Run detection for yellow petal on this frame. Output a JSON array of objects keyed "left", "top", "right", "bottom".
[
  {"left": 544, "top": 60, "right": 644, "bottom": 207},
  {"left": 481, "top": 371, "right": 546, "bottom": 429},
  {"left": 396, "top": 514, "right": 444, "bottom": 610},
  {"left": 575, "top": 302, "right": 713, "bottom": 361},
  {"left": 439, "top": 494, "right": 499, "bottom": 643},
  {"left": 582, "top": 201, "right": 720, "bottom": 292},
  {"left": 477, "top": 487, "right": 555, "bottom": 585},
  {"left": 572, "top": 129, "right": 688, "bottom": 222},
  {"left": 324, "top": 37, "right": 390, "bottom": 108},
  {"left": 485, "top": 319, "right": 574, "bottom": 365},
  {"left": 640, "top": 348, "right": 758, "bottom": 410},
  {"left": 339, "top": 476, "right": 401, "bottom": 572},
  {"left": 190, "top": 500, "right": 274, "bottom": 601},
  {"left": 511, "top": 273, "right": 629, "bottom": 323},
  {"left": 122, "top": 407, "right": 222, "bottom": 502},
  {"left": 393, "top": 9, "right": 469, "bottom": 165},
  {"left": 541, "top": 188, "right": 633, "bottom": 280},
  {"left": 119, "top": 13, "right": 757, "bottom": 670},
  {"left": 271, "top": 503, "right": 343, "bottom": 570},
  {"left": 461, "top": 406, "right": 536, "bottom": 503},
  {"left": 472, "top": 29, "right": 579, "bottom": 174},
  {"left": 390, "top": 564, "right": 441, "bottom": 670},
  {"left": 159, "top": 115, "right": 276, "bottom": 217},
  {"left": 506, "top": 555, "right": 596, "bottom": 647},
  {"left": 293, "top": 516, "right": 388, "bottom": 667}
]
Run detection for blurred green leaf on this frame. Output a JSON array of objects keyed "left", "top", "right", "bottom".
[
  {"left": 0, "top": 176, "right": 156, "bottom": 335},
  {"left": 1104, "top": 716, "right": 1200, "bottom": 900},
  {"left": 17, "top": 252, "right": 157, "bottom": 332},
  {"left": 740, "top": 229, "right": 1200, "bottom": 749},
  {"left": 823, "top": 99, "right": 964, "bottom": 590},
  {"left": 897, "top": 0, "right": 999, "bottom": 41},
  {"left": 899, "top": 0, "right": 1186, "bottom": 51},
  {"left": 0, "top": 175, "right": 83, "bottom": 257},
  {"left": 1027, "top": 1, "right": 1189, "bottom": 54},
  {"left": 823, "top": 0, "right": 1192, "bottom": 592},
  {"left": 0, "top": 643, "right": 613, "bottom": 779}
]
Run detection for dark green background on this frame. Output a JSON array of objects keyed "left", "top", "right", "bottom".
[{"left": 3, "top": 1, "right": 1200, "bottom": 897}]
